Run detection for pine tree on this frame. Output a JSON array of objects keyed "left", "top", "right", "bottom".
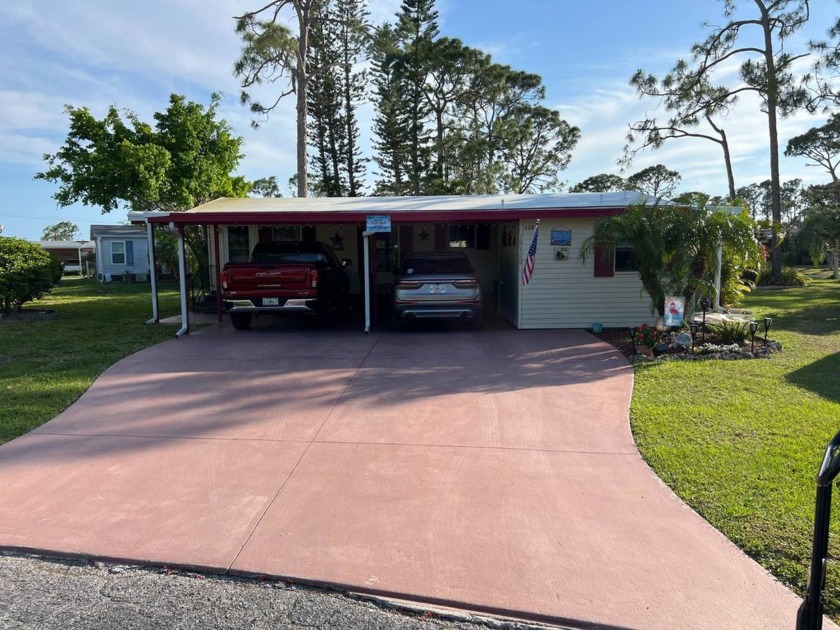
[
  {"left": 371, "top": 24, "right": 412, "bottom": 195},
  {"left": 335, "top": 0, "right": 369, "bottom": 196},
  {"left": 393, "top": 0, "right": 438, "bottom": 195}
]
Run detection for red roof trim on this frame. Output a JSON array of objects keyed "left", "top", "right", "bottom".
[{"left": 147, "top": 208, "right": 622, "bottom": 225}]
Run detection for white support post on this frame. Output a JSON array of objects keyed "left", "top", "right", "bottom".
[
  {"left": 175, "top": 224, "right": 189, "bottom": 337},
  {"left": 145, "top": 221, "right": 159, "bottom": 324},
  {"left": 714, "top": 239, "right": 723, "bottom": 311},
  {"left": 363, "top": 231, "right": 372, "bottom": 333}
]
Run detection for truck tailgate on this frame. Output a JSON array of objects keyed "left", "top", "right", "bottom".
[{"left": 224, "top": 264, "right": 311, "bottom": 293}]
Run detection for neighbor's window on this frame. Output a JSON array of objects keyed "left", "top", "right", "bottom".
[
  {"left": 111, "top": 241, "right": 126, "bottom": 265},
  {"left": 228, "top": 227, "right": 250, "bottom": 263},
  {"left": 615, "top": 244, "right": 639, "bottom": 272},
  {"left": 448, "top": 224, "right": 475, "bottom": 248}
]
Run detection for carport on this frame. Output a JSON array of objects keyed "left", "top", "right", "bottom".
[{"left": 129, "top": 192, "right": 659, "bottom": 335}]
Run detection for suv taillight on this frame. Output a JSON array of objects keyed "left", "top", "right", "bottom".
[
  {"left": 453, "top": 280, "right": 478, "bottom": 288},
  {"left": 310, "top": 268, "right": 319, "bottom": 288},
  {"left": 397, "top": 280, "right": 423, "bottom": 290},
  {"left": 221, "top": 269, "right": 229, "bottom": 290}
]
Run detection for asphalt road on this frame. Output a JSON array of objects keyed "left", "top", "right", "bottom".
[{"left": 0, "top": 553, "right": 554, "bottom": 630}]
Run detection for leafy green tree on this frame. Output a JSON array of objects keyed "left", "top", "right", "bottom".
[
  {"left": 799, "top": 183, "right": 840, "bottom": 277},
  {"left": 235, "top": 0, "right": 322, "bottom": 197},
  {"left": 501, "top": 104, "right": 579, "bottom": 194},
  {"left": 249, "top": 176, "right": 284, "bottom": 198},
  {"left": 785, "top": 114, "right": 840, "bottom": 182},
  {"left": 579, "top": 201, "right": 761, "bottom": 315},
  {"left": 570, "top": 174, "right": 627, "bottom": 193},
  {"left": 0, "top": 237, "right": 58, "bottom": 314},
  {"left": 37, "top": 94, "right": 248, "bottom": 212},
  {"left": 422, "top": 36, "right": 477, "bottom": 193},
  {"left": 41, "top": 221, "right": 80, "bottom": 241},
  {"left": 37, "top": 93, "right": 248, "bottom": 297},
  {"left": 626, "top": 165, "right": 681, "bottom": 198},
  {"left": 735, "top": 179, "right": 804, "bottom": 224}
]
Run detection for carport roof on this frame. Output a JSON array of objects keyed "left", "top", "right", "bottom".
[{"left": 128, "top": 191, "right": 662, "bottom": 225}]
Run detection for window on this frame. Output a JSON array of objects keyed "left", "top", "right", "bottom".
[
  {"left": 228, "top": 227, "right": 250, "bottom": 263},
  {"left": 272, "top": 226, "right": 301, "bottom": 241},
  {"left": 111, "top": 241, "right": 126, "bottom": 265},
  {"left": 448, "top": 224, "right": 475, "bottom": 248},
  {"left": 615, "top": 245, "right": 639, "bottom": 272}
]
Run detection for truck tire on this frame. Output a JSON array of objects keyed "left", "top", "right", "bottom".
[
  {"left": 230, "top": 313, "right": 252, "bottom": 330},
  {"left": 314, "top": 304, "right": 332, "bottom": 328}
]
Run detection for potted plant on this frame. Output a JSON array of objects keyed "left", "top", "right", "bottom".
[{"left": 633, "top": 324, "right": 659, "bottom": 356}]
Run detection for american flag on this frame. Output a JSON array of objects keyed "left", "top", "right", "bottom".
[{"left": 522, "top": 222, "right": 539, "bottom": 285}]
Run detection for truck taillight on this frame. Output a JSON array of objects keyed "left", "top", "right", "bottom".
[
  {"left": 310, "top": 268, "right": 319, "bottom": 288},
  {"left": 221, "top": 269, "right": 229, "bottom": 290}
]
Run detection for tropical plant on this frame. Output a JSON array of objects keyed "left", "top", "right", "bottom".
[
  {"left": 579, "top": 200, "right": 761, "bottom": 315},
  {"left": 756, "top": 266, "right": 809, "bottom": 287},
  {"left": 706, "top": 319, "right": 751, "bottom": 344}
]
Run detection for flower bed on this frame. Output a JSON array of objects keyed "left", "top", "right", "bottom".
[{"left": 593, "top": 327, "right": 782, "bottom": 362}]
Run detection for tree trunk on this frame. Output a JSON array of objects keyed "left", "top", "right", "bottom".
[
  {"left": 721, "top": 131, "right": 736, "bottom": 199},
  {"left": 296, "top": 7, "right": 310, "bottom": 198},
  {"left": 760, "top": 3, "right": 783, "bottom": 280}
]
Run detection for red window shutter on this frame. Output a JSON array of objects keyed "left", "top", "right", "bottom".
[{"left": 594, "top": 241, "right": 615, "bottom": 277}]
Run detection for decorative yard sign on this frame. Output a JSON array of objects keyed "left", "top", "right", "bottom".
[
  {"left": 366, "top": 215, "right": 391, "bottom": 233},
  {"left": 550, "top": 229, "right": 572, "bottom": 246},
  {"left": 664, "top": 296, "right": 685, "bottom": 327}
]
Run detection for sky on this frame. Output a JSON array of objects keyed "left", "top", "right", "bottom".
[{"left": 1, "top": 0, "right": 837, "bottom": 241}]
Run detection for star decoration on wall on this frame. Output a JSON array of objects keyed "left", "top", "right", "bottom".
[
  {"left": 330, "top": 232, "right": 345, "bottom": 250},
  {"left": 418, "top": 228, "right": 429, "bottom": 241}
]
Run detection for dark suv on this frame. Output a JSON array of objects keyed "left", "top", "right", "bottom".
[{"left": 391, "top": 253, "right": 483, "bottom": 329}]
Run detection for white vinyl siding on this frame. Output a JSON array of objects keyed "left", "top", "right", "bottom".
[
  {"left": 518, "top": 218, "right": 655, "bottom": 329},
  {"left": 98, "top": 237, "right": 150, "bottom": 279}
]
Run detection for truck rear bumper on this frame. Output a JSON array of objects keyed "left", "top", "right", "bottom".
[{"left": 225, "top": 298, "right": 319, "bottom": 315}]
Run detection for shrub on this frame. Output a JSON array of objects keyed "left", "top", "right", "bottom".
[
  {"left": 0, "top": 237, "right": 57, "bottom": 314},
  {"left": 706, "top": 319, "right": 751, "bottom": 344},
  {"left": 48, "top": 257, "right": 63, "bottom": 284},
  {"left": 756, "top": 266, "right": 810, "bottom": 287},
  {"left": 633, "top": 323, "right": 660, "bottom": 346}
]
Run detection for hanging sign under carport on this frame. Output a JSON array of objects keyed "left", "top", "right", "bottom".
[{"left": 366, "top": 215, "right": 391, "bottom": 233}]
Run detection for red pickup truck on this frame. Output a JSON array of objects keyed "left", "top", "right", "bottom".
[{"left": 221, "top": 241, "right": 351, "bottom": 329}]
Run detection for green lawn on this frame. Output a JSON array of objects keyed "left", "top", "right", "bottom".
[
  {"left": 0, "top": 277, "right": 181, "bottom": 444},
  {"left": 631, "top": 270, "right": 840, "bottom": 617}
]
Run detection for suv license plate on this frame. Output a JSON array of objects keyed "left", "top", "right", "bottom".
[
  {"left": 429, "top": 284, "right": 446, "bottom": 294},
  {"left": 263, "top": 297, "right": 279, "bottom": 306}
]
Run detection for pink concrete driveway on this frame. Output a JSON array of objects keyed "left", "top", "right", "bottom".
[{"left": 0, "top": 325, "right": 813, "bottom": 628}]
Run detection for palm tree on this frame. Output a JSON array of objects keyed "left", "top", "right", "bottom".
[{"left": 580, "top": 201, "right": 760, "bottom": 315}]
